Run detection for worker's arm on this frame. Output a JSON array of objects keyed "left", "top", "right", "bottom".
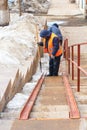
[{"left": 51, "top": 37, "right": 59, "bottom": 58}]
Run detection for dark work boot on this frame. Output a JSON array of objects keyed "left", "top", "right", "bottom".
[{"left": 46, "top": 74, "right": 53, "bottom": 77}]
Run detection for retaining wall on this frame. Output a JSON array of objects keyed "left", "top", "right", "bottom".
[{"left": 0, "top": 50, "right": 38, "bottom": 112}]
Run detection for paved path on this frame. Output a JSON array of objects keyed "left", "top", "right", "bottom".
[
  {"left": 47, "top": 0, "right": 87, "bottom": 45},
  {"left": 48, "top": 0, "right": 81, "bottom": 16}
]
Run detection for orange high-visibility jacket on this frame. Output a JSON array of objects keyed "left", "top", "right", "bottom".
[{"left": 48, "top": 33, "right": 62, "bottom": 56}]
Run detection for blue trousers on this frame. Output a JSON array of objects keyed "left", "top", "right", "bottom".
[{"left": 49, "top": 55, "right": 61, "bottom": 76}]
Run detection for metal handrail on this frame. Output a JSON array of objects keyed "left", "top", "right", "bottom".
[{"left": 64, "top": 39, "right": 87, "bottom": 92}]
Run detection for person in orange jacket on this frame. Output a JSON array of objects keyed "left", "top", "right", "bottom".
[{"left": 38, "top": 29, "right": 62, "bottom": 76}]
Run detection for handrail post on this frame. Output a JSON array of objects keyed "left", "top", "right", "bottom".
[
  {"left": 66, "top": 39, "right": 68, "bottom": 60},
  {"left": 63, "top": 39, "right": 68, "bottom": 59},
  {"left": 63, "top": 39, "right": 66, "bottom": 58},
  {"left": 68, "top": 47, "right": 70, "bottom": 74},
  {"left": 71, "top": 46, "right": 74, "bottom": 80},
  {"left": 77, "top": 45, "right": 80, "bottom": 92}
]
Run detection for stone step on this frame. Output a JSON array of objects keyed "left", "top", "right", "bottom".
[
  {"left": 0, "top": 120, "right": 14, "bottom": 130},
  {"left": 0, "top": 111, "right": 19, "bottom": 120},
  {"left": 35, "top": 96, "right": 67, "bottom": 105},
  {"left": 32, "top": 105, "right": 69, "bottom": 112},
  {"left": 30, "top": 111, "right": 69, "bottom": 119},
  {"left": 11, "top": 119, "right": 81, "bottom": 130}
]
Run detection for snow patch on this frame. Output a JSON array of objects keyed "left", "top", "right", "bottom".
[
  {"left": 0, "top": 50, "right": 20, "bottom": 64},
  {"left": 7, "top": 93, "right": 28, "bottom": 109}
]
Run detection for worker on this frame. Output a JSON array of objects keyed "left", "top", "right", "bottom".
[
  {"left": 37, "top": 29, "right": 62, "bottom": 76},
  {"left": 48, "top": 23, "right": 63, "bottom": 46}
]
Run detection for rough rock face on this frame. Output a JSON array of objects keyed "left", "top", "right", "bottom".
[{"left": 8, "top": 0, "right": 50, "bottom": 13}]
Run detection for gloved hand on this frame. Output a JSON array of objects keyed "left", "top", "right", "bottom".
[
  {"left": 51, "top": 54, "right": 55, "bottom": 59},
  {"left": 37, "top": 42, "right": 40, "bottom": 45},
  {"left": 37, "top": 42, "right": 43, "bottom": 46}
]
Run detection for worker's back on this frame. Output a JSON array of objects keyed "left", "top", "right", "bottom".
[{"left": 49, "top": 25, "right": 63, "bottom": 40}]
